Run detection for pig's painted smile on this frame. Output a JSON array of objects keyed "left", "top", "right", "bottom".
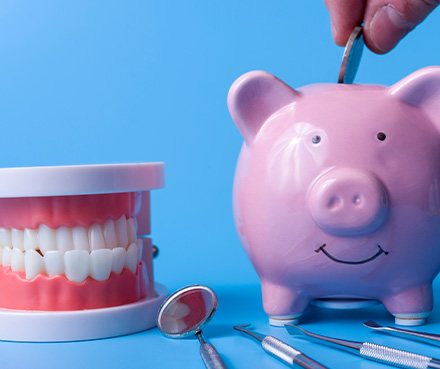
[{"left": 315, "top": 244, "right": 388, "bottom": 265}]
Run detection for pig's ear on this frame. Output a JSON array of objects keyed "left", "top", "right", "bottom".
[
  {"left": 228, "top": 71, "right": 300, "bottom": 143},
  {"left": 389, "top": 67, "right": 440, "bottom": 125}
]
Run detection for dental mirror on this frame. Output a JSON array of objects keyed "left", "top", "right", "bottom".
[{"left": 157, "top": 285, "right": 227, "bottom": 369}]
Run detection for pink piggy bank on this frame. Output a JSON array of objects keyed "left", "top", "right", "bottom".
[{"left": 228, "top": 67, "right": 440, "bottom": 326}]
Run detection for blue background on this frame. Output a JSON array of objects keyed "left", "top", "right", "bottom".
[{"left": 0, "top": 1, "right": 439, "bottom": 368}]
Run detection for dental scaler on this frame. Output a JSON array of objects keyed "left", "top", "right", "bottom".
[
  {"left": 286, "top": 325, "right": 440, "bottom": 369},
  {"left": 233, "top": 324, "right": 328, "bottom": 369}
]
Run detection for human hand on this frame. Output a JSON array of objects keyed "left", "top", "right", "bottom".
[{"left": 325, "top": 0, "right": 438, "bottom": 54}]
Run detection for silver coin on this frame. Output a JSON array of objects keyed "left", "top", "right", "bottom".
[{"left": 338, "top": 26, "right": 364, "bottom": 84}]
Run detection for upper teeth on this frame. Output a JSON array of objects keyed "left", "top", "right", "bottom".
[
  {"left": 0, "top": 216, "right": 137, "bottom": 253},
  {"left": 0, "top": 216, "right": 142, "bottom": 282}
]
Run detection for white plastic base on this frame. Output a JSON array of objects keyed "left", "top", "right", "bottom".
[
  {"left": 269, "top": 315, "right": 300, "bottom": 327},
  {"left": 394, "top": 312, "right": 430, "bottom": 327},
  {"left": 0, "top": 283, "right": 167, "bottom": 342}
]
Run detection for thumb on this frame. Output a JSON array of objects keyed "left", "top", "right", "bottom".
[{"left": 363, "top": 0, "right": 438, "bottom": 54}]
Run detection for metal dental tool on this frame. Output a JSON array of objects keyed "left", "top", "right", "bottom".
[
  {"left": 364, "top": 320, "right": 440, "bottom": 345},
  {"left": 157, "top": 285, "right": 228, "bottom": 369},
  {"left": 286, "top": 324, "right": 440, "bottom": 369},
  {"left": 233, "top": 324, "right": 328, "bottom": 369}
]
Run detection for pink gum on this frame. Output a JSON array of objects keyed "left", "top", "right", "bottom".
[
  {"left": 0, "top": 262, "right": 153, "bottom": 311},
  {"left": 0, "top": 192, "right": 140, "bottom": 229}
]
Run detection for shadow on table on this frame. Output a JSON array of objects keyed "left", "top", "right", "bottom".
[{"left": 203, "top": 283, "right": 415, "bottom": 335}]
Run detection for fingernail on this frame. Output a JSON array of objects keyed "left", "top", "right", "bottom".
[{"left": 369, "top": 5, "right": 414, "bottom": 53}]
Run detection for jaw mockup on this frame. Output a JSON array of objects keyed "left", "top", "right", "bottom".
[{"left": 0, "top": 163, "right": 167, "bottom": 342}]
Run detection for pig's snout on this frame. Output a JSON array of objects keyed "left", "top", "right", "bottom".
[{"left": 308, "top": 168, "right": 388, "bottom": 236}]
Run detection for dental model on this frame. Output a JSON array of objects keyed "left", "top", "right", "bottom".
[{"left": 0, "top": 163, "right": 166, "bottom": 341}]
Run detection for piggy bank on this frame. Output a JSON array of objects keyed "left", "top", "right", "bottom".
[{"left": 228, "top": 67, "right": 440, "bottom": 326}]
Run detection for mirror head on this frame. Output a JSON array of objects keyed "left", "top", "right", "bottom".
[{"left": 157, "top": 285, "right": 218, "bottom": 338}]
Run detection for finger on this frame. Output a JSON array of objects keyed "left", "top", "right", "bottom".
[
  {"left": 324, "top": 0, "right": 367, "bottom": 45},
  {"left": 363, "top": 0, "right": 439, "bottom": 54}
]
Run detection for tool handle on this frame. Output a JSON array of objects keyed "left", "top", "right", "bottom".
[
  {"left": 199, "top": 342, "right": 228, "bottom": 369},
  {"left": 294, "top": 354, "right": 330, "bottom": 369},
  {"left": 389, "top": 326, "right": 440, "bottom": 343},
  {"left": 262, "top": 336, "right": 328, "bottom": 369},
  {"left": 360, "top": 342, "right": 432, "bottom": 369}
]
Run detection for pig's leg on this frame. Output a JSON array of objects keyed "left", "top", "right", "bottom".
[
  {"left": 381, "top": 284, "right": 433, "bottom": 326},
  {"left": 261, "top": 281, "right": 310, "bottom": 326}
]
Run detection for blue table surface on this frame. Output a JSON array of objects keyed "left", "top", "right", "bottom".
[
  {"left": 0, "top": 2, "right": 439, "bottom": 369},
  {"left": 2, "top": 280, "right": 440, "bottom": 369}
]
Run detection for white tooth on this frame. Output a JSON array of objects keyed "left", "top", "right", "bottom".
[
  {"left": 89, "top": 224, "right": 106, "bottom": 250},
  {"left": 64, "top": 250, "right": 89, "bottom": 282},
  {"left": 2, "top": 247, "right": 11, "bottom": 266},
  {"left": 166, "top": 319, "right": 189, "bottom": 333},
  {"left": 56, "top": 226, "right": 74, "bottom": 253},
  {"left": 90, "top": 249, "right": 112, "bottom": 281},
  {"left": 11, "top": 248, "right": 24, "bottom": 272},
  {"left": 24, "top": 229, "right": 38, "bottom": 250},
  {"left": 0, "top": 229, "right": 11, "bottom": 247},
  {"left": 103, "top": 219, "right": 117, "bottom": 249},
  {"left": 44, "top": 250, "right": 64, "bottom": 276},
  {"left": 25, "top": 249, "right": 44, "bottom": 279},
  {"left": 111, "top": 247, "right": 126, "bottom": 274},
  {"left": 38, "top": 224, "right": 56, "bottom": 254},
  {"left": 168, "top": 301, "right": 191, "bottom": 320},
  {"left": 72, "top": 226, "right": 89, "bottom": 251},
  {"left": 136, "top": 239, "right": 143, "bottom": 262},
  {"left": 116, "top": 216, "right": 128, "bottom": 247},
  {"left": 127, "top": 218, "right": 137, "bottom": 244},
  {"left": 126, "top": 242, "right": 138, "bottom": 273},
  {"left": 11, "top": 229, "right": 24, "bottom": 251}
]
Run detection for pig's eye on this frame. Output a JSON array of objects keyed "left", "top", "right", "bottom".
[
  {"left": 312, "top": 135, "right": 321, "bottom": 144},
  {"left": 377, "top": 132, "right": 386, "bottom": 141}
]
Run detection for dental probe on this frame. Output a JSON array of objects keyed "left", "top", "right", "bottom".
[
  {"left": 364, "top": 320, "right": 440, "bottom": 345},
  {"left": 286, "top": 324, "right": 440, "bottom": 369},
  {"left": 233, "top": 324, "right": 328, "bottom": 369}
]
